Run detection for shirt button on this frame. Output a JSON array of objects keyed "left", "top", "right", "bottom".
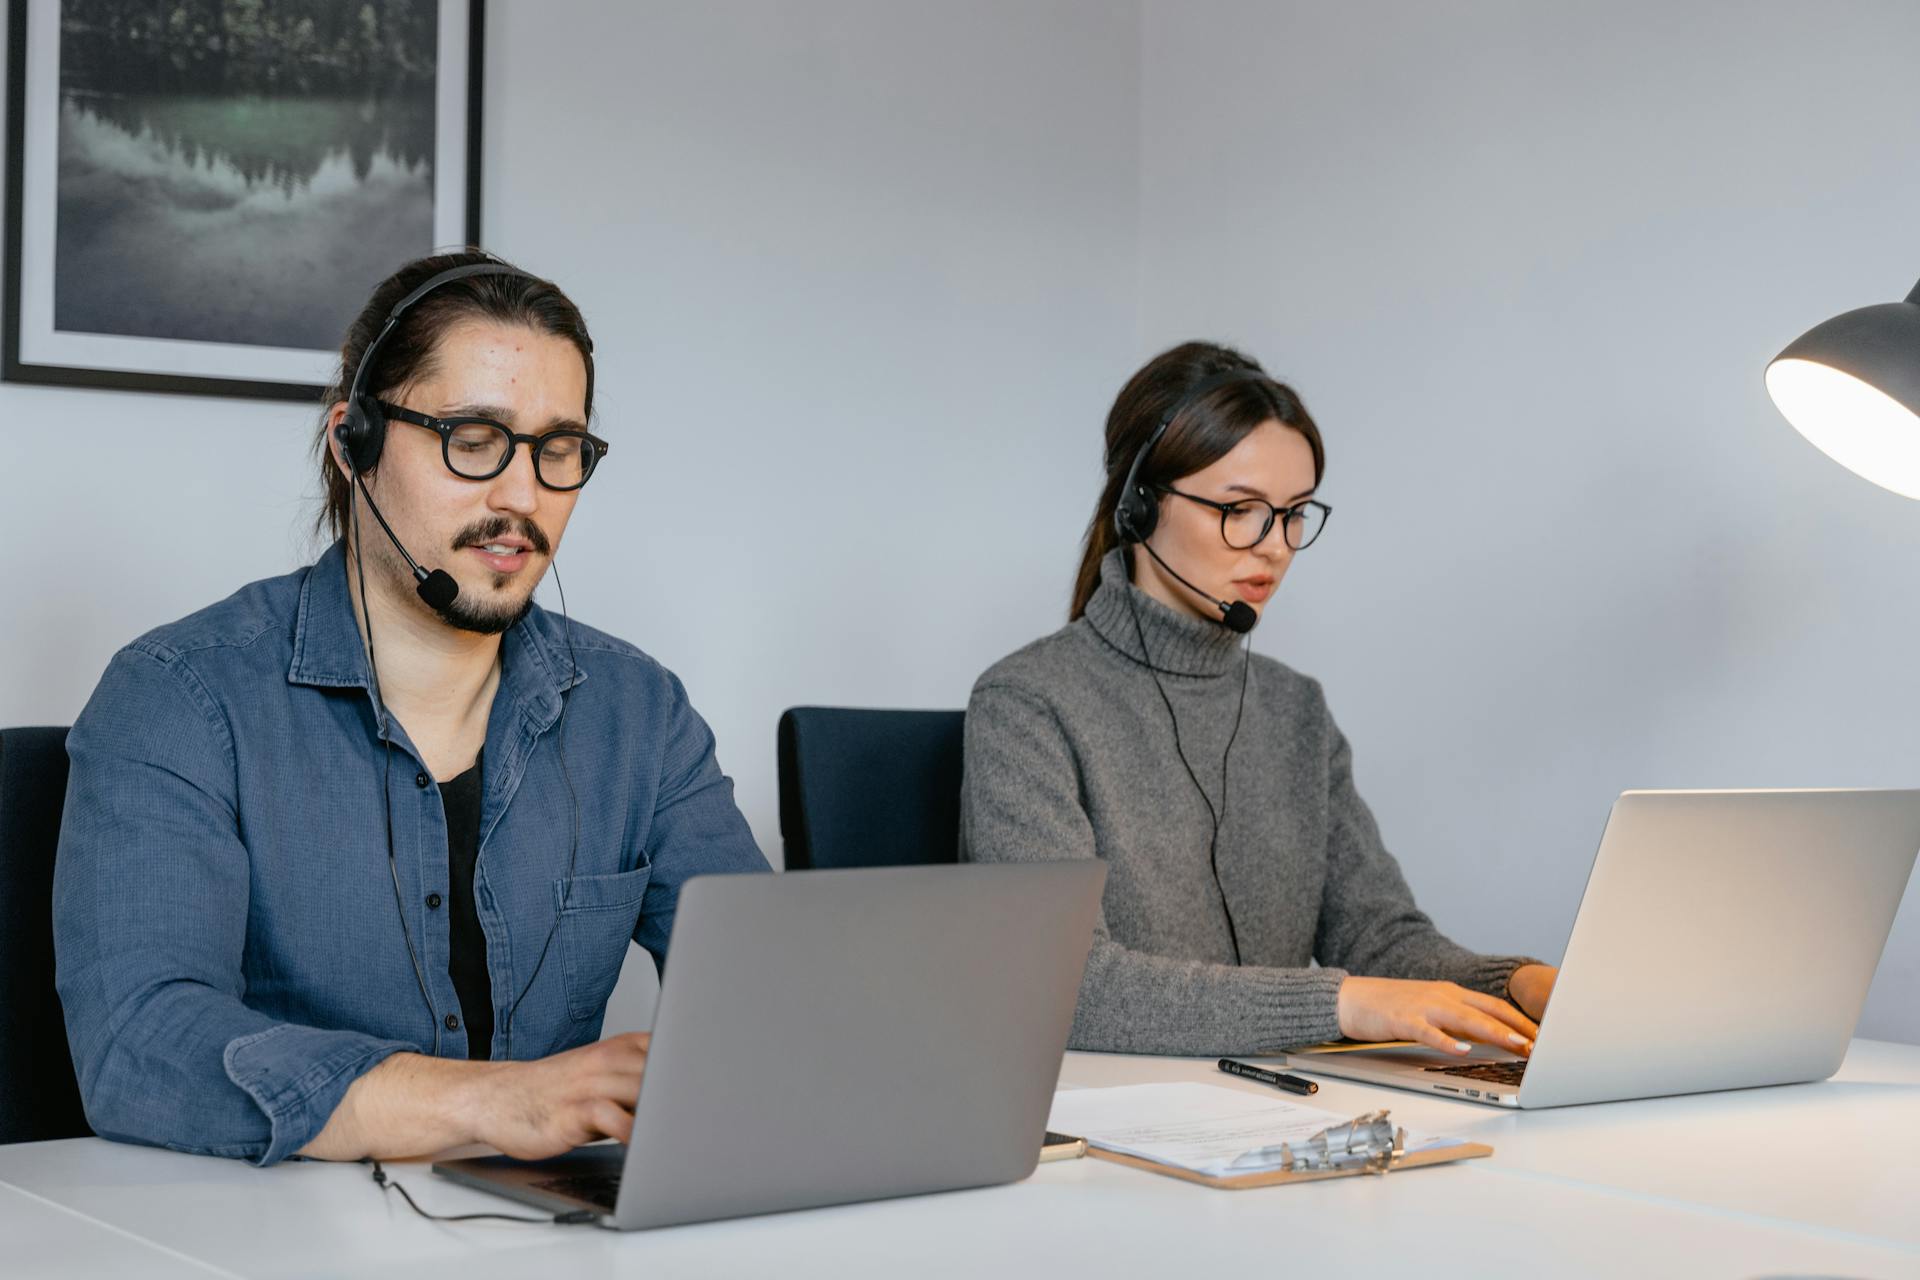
[
  {"left": 425, "top": 893, "right": 443, "bottom": 910},
  {"left": 444, "top": 1013, "right": 460, "bottom": 1031},
  {"left": 415, "top": 772, "right": 430, "bottom": 789}
]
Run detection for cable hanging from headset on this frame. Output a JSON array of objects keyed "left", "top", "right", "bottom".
[
  {"left": 1122, "top": 581, "right": 1253, "bottom": 966},
  {"left": 349, "top": 477, "right": 444, "bottom": 1059}
]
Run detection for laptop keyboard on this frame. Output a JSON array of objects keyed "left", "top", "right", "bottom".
[
  {"left": 1424, "top": 1060, "right": 1528, "bottom": 1086},
  {"left": 531, "top": 1173, "right": 621, "bottom": 1210}
]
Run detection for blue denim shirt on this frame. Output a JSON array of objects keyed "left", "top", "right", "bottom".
[{"left": 53, "top": 542, "right": 770, "bottom": 1165}]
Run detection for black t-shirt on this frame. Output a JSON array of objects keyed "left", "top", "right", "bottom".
[{"left": 441, "top": 755, "right": 493, "bottom": 1060}]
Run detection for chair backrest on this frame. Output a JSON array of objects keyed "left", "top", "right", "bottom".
[
  {"left": 777, "top": 707, "right": 965, "bottom": 870},
  {"left": 0, "top": 726, "right": 91, "bottom": 1144}
]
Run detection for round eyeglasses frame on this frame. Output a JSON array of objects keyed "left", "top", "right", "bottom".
[
  {"left": 1159, "top": 485, "right": 1332, "bottom": 551},
  {"left": 378, "top": 400, "right": 610, "bottom": 492}
]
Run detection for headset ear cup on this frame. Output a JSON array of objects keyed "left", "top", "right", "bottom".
[
  {"left": 1115, "top": 415, "right": 1175, "bottom": 545},
  {"left": 1117, "top": 483, "right": 1157, "bottom": 543},
  {"left": 338, "top": 394, "right": 386, "bottom": 475}
]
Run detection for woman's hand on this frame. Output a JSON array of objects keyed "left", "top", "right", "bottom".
[
  {"left": 1337, "top": 977, "right": 1539, "bottom": 1056},
  {"left": 1505, "top": 963, "right": 1558, "bottom": 1023}
]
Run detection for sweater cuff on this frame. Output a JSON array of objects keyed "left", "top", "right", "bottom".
[
  {"left": 1457, "top": 955, "right": 1544, "bottom": 1002},
  {"left": 1248, "top": 967, "right": 1348, "bottom": 1052}
]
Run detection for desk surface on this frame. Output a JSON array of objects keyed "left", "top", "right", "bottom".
[{"left": 3, "top": 1040, "right": 1916, "bottom": 1279}]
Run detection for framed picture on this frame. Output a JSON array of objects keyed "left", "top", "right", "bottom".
[{"left": 3, "top": 0, "right": 483, "bottom": 401}]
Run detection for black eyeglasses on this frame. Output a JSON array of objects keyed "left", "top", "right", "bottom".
[
  {"left": 1160, "top": 486, "right": 1331, "bottom": 551},
  {"left": 378, "top": 400, "right": 609, "bottom": 492}
]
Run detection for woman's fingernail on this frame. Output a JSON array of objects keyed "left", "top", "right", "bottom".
[
  {"left": 1455, "top": 1040, "right": 1471, "bottom": 1053},
  {"left": 1509, "top": 1033, "right": 1528, "bottom": 1046}
]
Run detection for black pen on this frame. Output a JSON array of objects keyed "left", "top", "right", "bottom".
[{"left": 1217, "top": 1057, "right": 1317, "bottom": 1095}]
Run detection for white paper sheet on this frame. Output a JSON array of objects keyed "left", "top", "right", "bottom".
[{"left": 1047, "top": 1083, "right": 1461, "bottom": 1177}]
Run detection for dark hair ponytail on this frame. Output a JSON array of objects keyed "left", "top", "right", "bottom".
[{"left": 1070, "top": 341, "right": 1324, "bottom": 619}]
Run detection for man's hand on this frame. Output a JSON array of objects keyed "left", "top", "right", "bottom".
[
  {"left": 298, "top": 1032, "right": 652, "bottom": 1162},
  {"left": 476, "top": 1031, "right": 651, "bottom": 1159},
  {"left": 1337, "top": 976, "right": 1540, "bottom": 1056}
]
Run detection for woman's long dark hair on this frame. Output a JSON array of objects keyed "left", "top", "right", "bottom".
[{"left": 1070, "top": 341, "right": 1324, "bottom": 619}]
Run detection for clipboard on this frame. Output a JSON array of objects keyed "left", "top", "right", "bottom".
[{"left": 1077, "top": 1108, "right": 1493, "bottom": 1190}]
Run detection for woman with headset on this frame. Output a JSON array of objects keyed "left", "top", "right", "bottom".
[{"left": 959, "top": 341, "right": 1557, "bottom": 1058}]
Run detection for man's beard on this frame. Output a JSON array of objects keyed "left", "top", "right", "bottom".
[{"left": 435, "top": 587, "right": 535, "bottom": 636}]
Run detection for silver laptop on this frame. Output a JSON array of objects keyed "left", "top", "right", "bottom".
[
  {"left": 435, "top": 861, "right": 1106, "bottom": 1228},
  {"left": 1283, "top": 789, "right": 1920, "bottom": 1109}
]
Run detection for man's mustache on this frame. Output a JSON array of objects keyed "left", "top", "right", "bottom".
[{"left": 451, "top": 517, "right": 552, "bottom": 557}]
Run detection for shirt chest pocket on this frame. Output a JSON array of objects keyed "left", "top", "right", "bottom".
[{"left": 553, "top": 865, "right": 653, "bottom": 1022}]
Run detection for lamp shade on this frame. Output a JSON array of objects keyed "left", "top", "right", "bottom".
[{"left": 1766, "top": 279, "right": 1920, "bottom": 498}]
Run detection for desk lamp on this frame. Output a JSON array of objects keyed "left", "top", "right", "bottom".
[{"left": 1766, "top": 277, "right": 1920, "bottom": 495}]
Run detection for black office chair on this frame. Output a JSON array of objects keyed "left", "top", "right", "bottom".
[
  {"left": 777, "top": 707, "right": 966, "bottom": 870},
  {"left": 0, "top": 727, "right": 91, "bottom": 1144}
]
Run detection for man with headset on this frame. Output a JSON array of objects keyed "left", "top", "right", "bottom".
[{"left": 53, "top": 251, "right": 769, "bottom": 1166}]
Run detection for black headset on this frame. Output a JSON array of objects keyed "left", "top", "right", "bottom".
[
  {"left": 334, "top": 261, "right": 535, "bottom": 476},
  {"left": 336, "top": 260, "right": 583, "bottom": 611},
  {"left": 1113, "top": 366, "right": 1277, "bottom": 546}
]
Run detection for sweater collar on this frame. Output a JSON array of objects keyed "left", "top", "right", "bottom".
[{"left": 1081, "top": 546, "right": 1244, "bottom": 678}]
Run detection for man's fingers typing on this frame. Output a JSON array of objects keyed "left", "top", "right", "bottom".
[
  {"left": 588, "top": 1099, "right": 635, "bottom": 1144},
  {"left": 580, "top": 1072, "right": 644, "bottom": 1108}
]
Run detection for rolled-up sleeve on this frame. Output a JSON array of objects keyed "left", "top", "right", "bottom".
[{"left": 54, "top": 646, "right": 411, "bottom": 1165}]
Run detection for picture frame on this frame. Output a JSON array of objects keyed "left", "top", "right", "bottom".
[{"left": 2, "top": 0, "right": 484, "bottom": 401}]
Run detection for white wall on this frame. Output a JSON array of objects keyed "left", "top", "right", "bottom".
[
  {"left": 6, "top": 1, "right": 1916, "bottom": 1045},
  {"left": 1135, "top": 0, "right": 1920, "bottom": 1042},
  {"left": 490, "top": 0, "right": 1141, "bottom": 1026},
  {"left": 0, "top": 2, "right": 1142, "bottom": 1031}
]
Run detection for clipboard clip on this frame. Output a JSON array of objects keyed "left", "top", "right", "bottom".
[{"left": 1240, "top": 1109, "right": 1408, "bottom": 1175}]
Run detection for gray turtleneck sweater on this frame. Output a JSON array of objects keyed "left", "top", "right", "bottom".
[{"left": 959, "top": 548, "right": 1536, "bottom": 1055}]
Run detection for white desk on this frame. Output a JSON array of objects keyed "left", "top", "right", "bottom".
[
  {"left": 3, "top": 1040, "right": 1916, "bottom": 1279},
  {"left": 0, "top": 1183, "right": 215, "bottom": 1278}
]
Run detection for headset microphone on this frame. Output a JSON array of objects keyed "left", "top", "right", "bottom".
[
  {"left": 345, "top": 467, "right": 461, "bottom": 609},
  {"left": 1134, "top": 539, "right": 1257, "bottom": 634}
]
